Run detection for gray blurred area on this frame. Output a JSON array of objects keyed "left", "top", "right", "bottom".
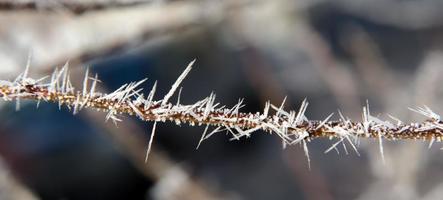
[{"left": 1, "top": 0, "right": 443, "bottom": 199}]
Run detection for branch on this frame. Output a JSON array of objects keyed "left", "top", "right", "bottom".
[{"left": 1, "top": 61, "right": 443, "bottom": 165}]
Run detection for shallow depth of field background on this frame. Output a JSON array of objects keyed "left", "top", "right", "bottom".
[{"left": 1, "top": 0, "right": 443, "bottom": 200}]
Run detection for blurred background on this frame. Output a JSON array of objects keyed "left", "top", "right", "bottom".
[{"left": 1, "top": 0, "right": 443, "bottom": 199}]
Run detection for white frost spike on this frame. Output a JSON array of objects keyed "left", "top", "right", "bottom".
[
  {"left": 196, "top": 125, "right": 209, "bottom": 149},
  {"left": 55, "top": 67, "right": 66, "bottom": 92},
  {"left": 270, "top": 104, "right": 290, "bottom": 118},
  {"left": 234, "top": 125, "right": 262, "bottom": 138},
  {"left": 145, "top": 81, "right": 157, "bottom": 109},
  {"left": 429, "top": 137, "right": 435, "bottom": 149},
  {"left": 379, "top": 134, "right": 385, "bottom": 164},
  {"left": 231, "top": 99, "right": 244, "bottom": 116},
  {"left": 325, "top": 138, "right": 344, "bottom": 154},
  {"left": 82, "top": 67, "right": 89, "bottom": 97},
  {"left": 362, "top": 103, "right": 372, "bottom": 134},
  {"left": 147, "top": 81, "right": 157, "bottom": 102},
  {"left": 409, "top": 106, "right": 440, "bottom": 121},
  {"left": 295, "top": 98, "right": 309, "bottom": 125},
  {"left": 324, "top": 125, "right": 360, "bottom": 156},
  {"left": 262, "top": 101, "right": 270, "bottom": 119},
  {"left": 35, "top": 76, "right": 49, "bottom": 85},
  {"left": 363, "top": 103, "right": 369, "bottom": 122},
  {"left": 370, "top": 115, "right": 395, "bottom": 129},
  {"left": 289, "top": 131, "right": 308, "bottom": 145},
  {"left": 225, "top": 125, "right": 240, "bottom": 141},
  {"left": 61, "top": 62, "right": 69, "bottom": 94},
  {"left": 73, "top": 94, "right": 81, "bottom": 115},
  {"left": 105, "top": 110, "right": 122, "bottom": 126},
  {"left": 342, "top": 141, "right": 349, "bottom": 155},
  {"left": 387, "top": 114, "right": 403, "bottom": 126},
  {"left": 302, "top": 140, "right": 311, "bottom": 170},
  {"left": 176, "top": 87, "right": 183, "bottom": 105},
  {"left": 15, "top": 98, "right": 21, "bottom": 111},
  {"left": 203, "top": 126, "right": 223, "bottom": 140},
  {"left": 276, "top": 96, "right": 287, "bottom": 117},
  {"left": 49, "top": 68, "right": 58, "bottom": 93},
  {"left": 121, "top": 79, "right": 147, "bottom": 102},
  {"left": 66, "top": 73, "right": 74, "bottom": 94},
  {"left": 116, "top": 82, "right": 133, "bottom": 103},
  {"left": 99, "top": 83, "right": 127, "bottom": 100},
  {"left": 145, "top": 122, "right": 157, "bottom": 163},
  {"left": 338, "top": 109, "right": 347, "bottom": 122},
  {"left": 288, "top": 111, "right": 296, "bottom": 126},
  {"left": 36, "top": 99, "right": 41, "bottom": 109},
  {"left": 13, "top": 72, "right": 23, "bottom": 85},
  {"left": 129, "top": 102, "right": 144, "bottom": 119},
  {"left": 203, "top": 92, "right": 216, "bottom": 119},
  {"left": 315, "top": 113, "right": 334, "bottom": 130},
  {"left": 162, "top": 59, "right": 195, "bottom": 106},
  {"left": 90, "top": 74, "right": 100, "bottom": 97},
  {"left": 79, "top": 95, "right": 89, "bottom": 111},
  {"left": 23, "top": 54, "right": 32, "bottom": 81},
  {"left": 134, "top": 94, "right": 145, "bottom": 106},
  {"left": 112, "top": 80, "right": 144, "bottom": 105},
  {"left": 110, "top": 115, "right": 122, "bottom": 126}
]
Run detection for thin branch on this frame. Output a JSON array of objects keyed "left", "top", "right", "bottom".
[{"left": 1, "top": 61, "right": 443, "bottom": 161}]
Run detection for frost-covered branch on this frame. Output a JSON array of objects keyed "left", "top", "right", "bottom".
[{"left": 1, "top": 60, "right": 443, "bottom": 165}]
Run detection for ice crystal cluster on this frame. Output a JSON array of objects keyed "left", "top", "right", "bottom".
[{"left": 1, "top": 59, "right": 443, "bottom": 165}]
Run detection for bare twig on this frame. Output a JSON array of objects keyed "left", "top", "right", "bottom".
[{"left": 0, "top": 157, "right": 38, "bottom": 200}]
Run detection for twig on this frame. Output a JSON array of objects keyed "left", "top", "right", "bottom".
[{"left": 1, "top": 61, "right": 443, "bottom": 161}]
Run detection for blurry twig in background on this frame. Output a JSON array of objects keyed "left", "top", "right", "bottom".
[
  {"left": 0, "top": 157, "right": 38, "bottom": 200},
  {"left": 0, "top": 1, "right": 207, "bottom": 77},
  {"left": 344, "top": 25, "right": 399, "bottom": 108},
  {"left": 295, "top": 23, "right": 361, "bottom": 117},
  {"left": 330, "top": 0, "right": 443, "bottom": 29},
  {"left": 0, "top": 0, "right": 153, "bottom": 14},
  {"left": 414, "top": 52, "right": 443, "bottom": 109}
]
